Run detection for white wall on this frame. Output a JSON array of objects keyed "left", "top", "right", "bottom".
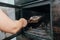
[{"left": 0, "top": 0, "right": 14, "bottom": 5}]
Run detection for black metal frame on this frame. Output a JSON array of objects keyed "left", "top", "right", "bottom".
[
  {"left": 0, "top": 0, "right": 50, "bottom": 8},
  {"left": 0, "top": 0, "right": 52, "bottom": 40}
]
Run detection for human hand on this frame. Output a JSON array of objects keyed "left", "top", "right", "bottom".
[{"left": 19, "top": 18, "right": 27, "bottom": 27}]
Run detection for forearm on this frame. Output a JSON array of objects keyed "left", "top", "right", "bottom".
[{"left": 0, "top": 9, "right": 23, "bottom": 34}]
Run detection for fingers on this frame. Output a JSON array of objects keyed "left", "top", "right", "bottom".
[{"left": 19, "top": 18, "right": 28, "bottom": 27}]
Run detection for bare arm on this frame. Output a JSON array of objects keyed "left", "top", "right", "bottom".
[{"left": 0, "top": 9, "right": 27, "bottom": 34}]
